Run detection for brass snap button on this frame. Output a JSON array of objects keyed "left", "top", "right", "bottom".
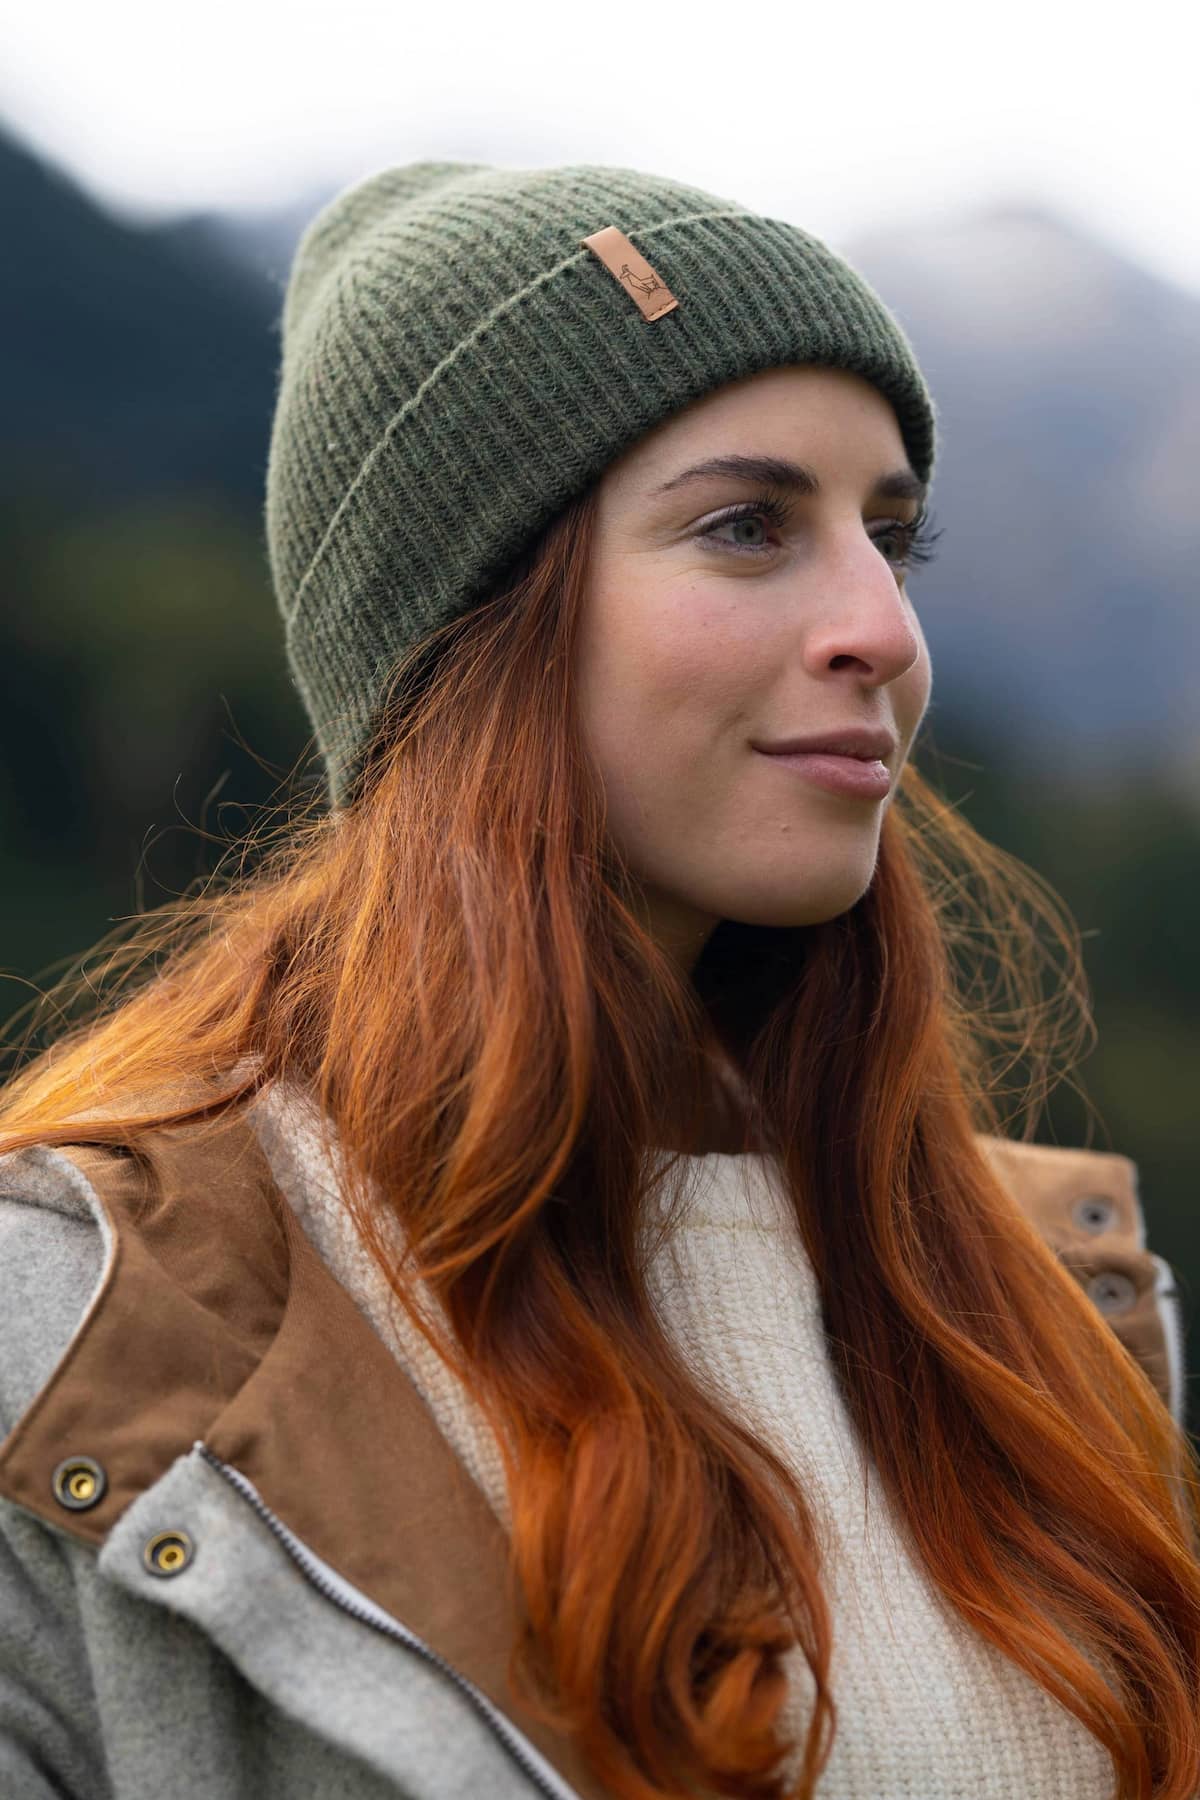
[
  {"left": 143, "top": 1529, "right": 195, "bottom": 1578},
  {"left": 1086, "top": 1269, "right": 1138, "bottom": 1316},
  {"left": 51, "top": 1455, "right": 107, "bottom": 1511},
  {"left": 1072, "top": 1194, "right": 1116, "bottom": 1235}
]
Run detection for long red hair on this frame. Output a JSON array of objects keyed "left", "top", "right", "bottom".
[{"left": 3, "top": 485, "right": 1199, "bottom": 1799}]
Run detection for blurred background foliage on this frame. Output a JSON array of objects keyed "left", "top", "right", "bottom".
[{"left": 2, "top": 121, "right": 1197, "bottom": 1432}]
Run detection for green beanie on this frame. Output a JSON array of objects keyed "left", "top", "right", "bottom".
[{"left": 264, "top": 160, "right": 940, "bottom": 808}]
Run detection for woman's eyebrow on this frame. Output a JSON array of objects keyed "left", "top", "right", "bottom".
[{"left": 647, "top": 453, "right": 927, "bottom": 507}]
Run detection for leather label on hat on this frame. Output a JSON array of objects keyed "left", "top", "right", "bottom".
[{"left": 580, "top": 225, "right": 679, "bottom": 321}]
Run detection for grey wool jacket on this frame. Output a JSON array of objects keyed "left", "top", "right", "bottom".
[{"left": 0, "top": 1098, "right": 1186, "bottom": 1800}]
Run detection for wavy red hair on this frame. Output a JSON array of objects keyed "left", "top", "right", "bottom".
[{"left": 3, "top": 485, "right": 1199, "bottom": 1799}]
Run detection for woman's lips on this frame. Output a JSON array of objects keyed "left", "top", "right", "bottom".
[{"left": 754, "top": 749, "right": 892, "bottom": 799}]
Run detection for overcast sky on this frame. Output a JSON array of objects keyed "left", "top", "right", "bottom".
[{"left": 4, "top": 0, "right": 1198, "bottom": 296}]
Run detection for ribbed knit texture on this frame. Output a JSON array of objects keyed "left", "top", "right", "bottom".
[
  {"left": 247, "top": 1082, "right": 1116, "bottom": 1798},
  {"left": 264, "top": 161, "right": 940, "bottom": 808}
]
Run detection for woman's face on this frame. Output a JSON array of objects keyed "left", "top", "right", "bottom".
[{"left": 573, "top": 364, "right": 933, "bottom": 975}]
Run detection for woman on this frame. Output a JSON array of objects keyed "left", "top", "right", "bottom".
[{"left": 0, "top": 160, "right": 1197, "bottom": 1800}]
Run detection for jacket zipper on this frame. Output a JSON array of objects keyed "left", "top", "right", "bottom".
[{"left": 195, "top": 1443, "right": 581, "bottom": 1800}]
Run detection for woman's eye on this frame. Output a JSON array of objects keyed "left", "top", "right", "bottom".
[
  {"left": 872, "top": 524, "right": 908, "bottom": 565},
  {"left": 697, "top": 502, "right": 940, "bottom": 573},
  {"left": 713, "top": 514, "right": 771, "bottom": 550},
  {"left": 698, "top": 505, "right": 783, "bottom": 556}
]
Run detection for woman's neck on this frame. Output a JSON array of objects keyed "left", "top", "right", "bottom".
[{"left": 654, "top": 1051, "right": 765, "bottom": 1156}]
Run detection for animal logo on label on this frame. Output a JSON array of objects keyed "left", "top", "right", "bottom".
[
  {"left": 579, "top": 225, "right": 680, "bottom": 320},
  {"left": 619, "top": 262, "right": 667, "bottom": 300}
]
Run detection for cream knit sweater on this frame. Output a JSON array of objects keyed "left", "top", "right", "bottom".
[{"left": 247, "top": 1083, "right": 1117, "bottom": 1799}]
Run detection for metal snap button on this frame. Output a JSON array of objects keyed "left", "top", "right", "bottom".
[
  {"left": 143, "top": 1530, "right": 195, "bottom": 1577},
  {"left": 1072, "top": 1194, "right": 1116, "bottom": 1235},
  {"left": 1086, "top": 1270, "right": 1138, "bottom": 1316},
  {"left": 51, "top": 1455, "right": 107, "bottom": 1511}
]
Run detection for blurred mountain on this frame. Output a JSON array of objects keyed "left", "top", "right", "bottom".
[
  {"left": 161, "top": 187, "right": 335, "bottom": 294},
  {"left": 0, "top": 123, "right": 282, "bottom": 514},
  {"left": 4, "top": 118, "right": 1198, "bottom": 798},
  {"left": 843, "top": 207, "right": 1200, "bottom": 796}
]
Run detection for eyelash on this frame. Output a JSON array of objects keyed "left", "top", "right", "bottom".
[{"left": 698, "top": 492, "right": 945, "bottom": 570}]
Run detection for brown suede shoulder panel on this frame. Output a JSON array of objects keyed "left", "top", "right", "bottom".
[
  {"left": 0, "top": 1102, "right": 611, "bottom": 1800},
  {"left": 978, "top": 1133, "right": 1175, "bottom": 1413},
  {"left": 0, "top": 1110, "right": 288, "bottom": 1545}
]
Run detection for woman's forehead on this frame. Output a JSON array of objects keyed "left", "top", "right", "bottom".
[{"left": 599, "top": 368, "right": 912, "bottom": 506}]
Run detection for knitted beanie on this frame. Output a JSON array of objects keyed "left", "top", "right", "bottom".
[{"left": 264, "top": 160, "right": 940, "bottom": 808}]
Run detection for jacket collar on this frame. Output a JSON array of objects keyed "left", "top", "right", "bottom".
[{"left": 0, "top": 1099, "right": 611, "bottom": 1800}]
